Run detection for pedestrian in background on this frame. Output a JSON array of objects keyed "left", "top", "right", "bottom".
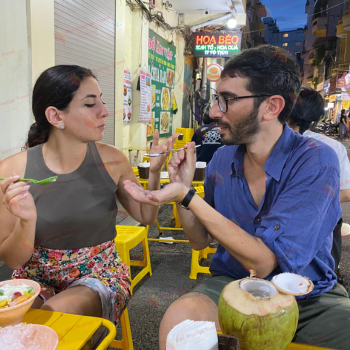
[
  {"left": 339, "top": 109, "right": 347, "bottom": 141},
  {"left": 191, "top": 112, "right": 222, "bottom": 165}
]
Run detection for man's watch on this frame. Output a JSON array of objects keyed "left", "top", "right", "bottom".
[{"left": 179, "top": 188, "right": 196, "bottom": 210}]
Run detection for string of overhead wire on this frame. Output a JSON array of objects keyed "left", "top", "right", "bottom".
[
  {"left": 125, "top": 0, "right": 186, "bottom": 37},
  {"left": 245, "top": 0, "right": 348, "bottom": 34}
]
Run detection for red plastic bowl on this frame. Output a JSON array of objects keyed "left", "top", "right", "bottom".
[{"left": 0, "top": 279, "right": 40, "bottom": 327}]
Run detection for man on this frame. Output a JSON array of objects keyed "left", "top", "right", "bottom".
[
  {"left": 339, "top": 109, "right": 348, "bottom": 141},
  {"left": 124, "top": 45, "right": 350, "bottom": 350},
  {"left": 191, "top": 113, "right": 223, "bottom": 164},
  {"left": 288, "top": 87, "right": 350, "bottom": 271}
]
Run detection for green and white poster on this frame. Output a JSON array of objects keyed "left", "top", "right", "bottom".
[{"left": 147, "top": 29, "right": 176, "bottom": 141}]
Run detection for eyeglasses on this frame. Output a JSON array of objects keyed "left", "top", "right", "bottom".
[{"left": 212, "top": 94, "right": 273, "bottom": 113}]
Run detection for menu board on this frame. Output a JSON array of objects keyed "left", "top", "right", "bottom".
[
  {"left": 139, "top": 68, "right": 152, "bottom": 123},
  {"left": 123, "top": 69, "right": 132, "bottom": 124},
  {"left": 147, "top": 29, "right": 176, "bottom": 141}
]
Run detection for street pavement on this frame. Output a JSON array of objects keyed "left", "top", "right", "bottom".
[{"left": 0, "top": 139, "right": 349, "bottom": 350}]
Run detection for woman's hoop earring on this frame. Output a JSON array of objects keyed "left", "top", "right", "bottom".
[{"left": 60, "top": 124, "right": 65, "bottom": 130}]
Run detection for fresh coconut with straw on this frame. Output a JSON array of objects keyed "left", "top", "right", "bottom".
[{"left": 218, "top": 270, "right": 313, "bottom": 350}]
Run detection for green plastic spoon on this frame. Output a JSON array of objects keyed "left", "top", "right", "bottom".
[{"left": 0, "top": 176, "right": 58, "bottom": 185}]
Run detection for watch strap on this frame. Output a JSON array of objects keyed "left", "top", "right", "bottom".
[{"left": 179, "top": 188, "right": 196, "bottom": 210}]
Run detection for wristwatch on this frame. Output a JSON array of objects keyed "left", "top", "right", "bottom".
[{"left": 179, "top": 188, "right": 196, "bottom": 210}]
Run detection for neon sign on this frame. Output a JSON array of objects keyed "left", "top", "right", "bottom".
[{"left": 193, "top": 32, "right": 242, "bottom": 58}]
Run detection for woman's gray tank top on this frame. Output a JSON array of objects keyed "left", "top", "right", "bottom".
[{"left": 25, "top": 142, "right": 118, "bottom": 249}]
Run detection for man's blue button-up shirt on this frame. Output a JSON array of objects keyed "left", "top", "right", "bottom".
[{"left": 204, "top": 125, "right": 341, "bottom": 299}]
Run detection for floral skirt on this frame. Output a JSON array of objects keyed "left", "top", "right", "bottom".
[{"left": 12, "top": 240, "right": 131, "bottom": 323}]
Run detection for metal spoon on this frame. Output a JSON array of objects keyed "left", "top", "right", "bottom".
[
  {"left": 149, "top": 145, "right": 201, "bottom": 157},
  {"left": 0, "top": 176, "right": 58, "bottom": 185}
]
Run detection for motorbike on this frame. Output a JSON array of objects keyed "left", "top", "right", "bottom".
[
  {"left": 324, "top": 120, "right": 338, "bottom": 136},
  {"left": 315, "top": 122, "right": 325, "bottom": 134}
]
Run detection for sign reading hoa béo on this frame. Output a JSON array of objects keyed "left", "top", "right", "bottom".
[{"left": 193, "top": 32, "right": 242, "bottom": 58}]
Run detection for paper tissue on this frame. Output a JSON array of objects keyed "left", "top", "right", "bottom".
[{"left": 166, "top": 320, "right": 218, "bottom": 350}]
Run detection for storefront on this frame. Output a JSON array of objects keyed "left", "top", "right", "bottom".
[{"left": 324, "top": 71, "right": 349, "bottom": 123}]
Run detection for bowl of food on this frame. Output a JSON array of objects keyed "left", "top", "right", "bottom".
[
  {"left": 0, "top": 323, "right": 58, "bottom": 350},
  {"left": 0, "top": 279, "right": 40, "bottom": 327}
]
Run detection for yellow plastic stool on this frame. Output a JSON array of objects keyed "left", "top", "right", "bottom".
[
  {"left": 189, "top": 246, "right": 217, "bottom": 280},
  {"left": 115, "top": 226, "right": 152, "bottom": 295},
  {"left": 132, "top": 167, "right": 139, "bottom": 177},
  {"left": 194, "top": 186, "right": 204, "bottom": 198},
  {"left": 110, "top": 308, "right": 134, "bottom": 350}
]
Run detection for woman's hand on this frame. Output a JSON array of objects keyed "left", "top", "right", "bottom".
[
  {"left": 0, "top": 172, "right": 37, "bottom": 222},
  {"left": 149, "top": 130, "right": 178, "bottom": 173},
  {"left": 168, "top": 142, "right": 197, "bottom": 187},
  {"left": 123, "top": 180, "right": 188, "bottom": 206}
]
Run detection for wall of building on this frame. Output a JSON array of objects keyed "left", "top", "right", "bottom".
[
  {"left": 264, "top": 28, "right": 304, "bottom": 55},
  {"left": 303, "top": 0, "right": 316, "bottom": 85},
  {"left": 0, "top": 0, "right": 55, "bottom": 160},
  {"left": 121, "top": 5, "right": 188, "bottom": 160},
  {"left": 327, "top": 0, "right": 345, "bottom": 36}
]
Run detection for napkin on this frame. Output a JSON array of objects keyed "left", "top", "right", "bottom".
[
  {"left": 166, "top": 319, "right": 218, "bottom": 350},
  {"left": 138, "top": 162, "right": 150, "bottom": 168},
  {"left": 196, "top": 161, "right": 206, "bottom": 168}
]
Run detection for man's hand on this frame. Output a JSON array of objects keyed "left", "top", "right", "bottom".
[
  {"left": 123, "top": 180, "right": 189, "bottom": 206},
  {"left": 149, "top": 130, "right": 178, "bottom": 173},
  {"left": 168, "top": 142, "right": 197, "bottom": 187}
]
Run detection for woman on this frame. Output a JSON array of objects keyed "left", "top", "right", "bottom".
[
  {"left": 339, "top": 109, "right": 347, "bottom": 141},
  {"left": 0, "top": 65, "right": 176, "bottom": 345}
]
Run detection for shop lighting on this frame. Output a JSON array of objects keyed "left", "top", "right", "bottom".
[
  {"left": 190, "top": 13, "right": 233, "bottom": 31},
  {"left": 227, "top": 18, "right": 237, "bottom": 28}
]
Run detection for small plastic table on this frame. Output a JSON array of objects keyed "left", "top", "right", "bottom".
[{"left": 23, "top": 308, "right": 116, "bottom": 350}]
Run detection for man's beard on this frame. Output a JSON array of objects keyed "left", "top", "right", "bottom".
[{"left": 218, "top": 105, "right": 261, "bottom": 145}]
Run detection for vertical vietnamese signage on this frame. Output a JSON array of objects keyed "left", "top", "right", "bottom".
[
  {"left": 139, "top": 68, "right": 152, "bottom": 123},
  {"left": 123, "top": 69, "right": 132, "bottom": 124},
  {"left": 148, "top": 29, "right": 176, "bottom": 141}
]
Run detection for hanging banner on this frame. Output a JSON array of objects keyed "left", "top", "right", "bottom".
[
  {"left": 193, "top": 32, "right": 242, "bottom": 58},
  {"left": 139, "top": 68, "right": 152, "bottom": 123},
  {"left": 336, "top": 71, "right": 347, "bottom": 88},
  {"left": 329, "top": 76, "right": 337, "bottom": 95},
  {"left": 344, "top": 72, "right": 350, "bottom": 89},
  {"left": 341, "top": 93, "right": 350, "bottom": 101},
  {"left": 123, "top": 69, "right": 132, "bottom": 124},
  {"left": 148, "top": 29, "right": 176, "bottom": 141}
]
